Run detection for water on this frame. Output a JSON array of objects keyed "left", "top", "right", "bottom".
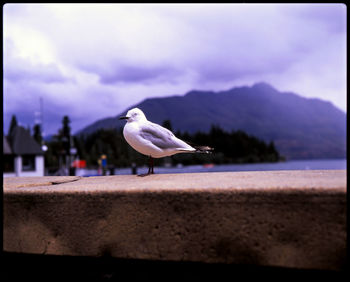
[{"left": 77, "top": 159, "right": 346, "bottom": 176}]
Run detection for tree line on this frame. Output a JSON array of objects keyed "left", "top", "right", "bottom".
[
  {"left": 7, "top": 115, "right": 282, "bottom": 170},
  {"left": 71, "top": 119, "right": 282, "bottom": 168},
  {"left": 163, "top": 120, "right": 281, "bottom": 166}
]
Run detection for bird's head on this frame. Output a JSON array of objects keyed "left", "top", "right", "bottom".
[{"left": 119, "top": 108, "right": 147, "bottom": 123}]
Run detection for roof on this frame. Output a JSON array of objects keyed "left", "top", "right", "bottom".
[
  {"left": 8, "top": 126, "right": 44, "bottom": 155},
  {"left": 3, "top": 136, "right": 12, "bottom": 154}
]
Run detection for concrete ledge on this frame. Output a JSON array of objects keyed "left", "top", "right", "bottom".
[{"left": 3, "top": 170, "right": 347, "bottom": 270}]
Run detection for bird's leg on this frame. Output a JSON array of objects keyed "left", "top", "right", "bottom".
[
  {"left": 150, "top": 156, "right": 154, "bottom": 174},
  {"left": 147, "top": 156, "right": 152, "bottom": 174},
  {"left": 138, "top": 156, "right": 154, "bottom": 177}
]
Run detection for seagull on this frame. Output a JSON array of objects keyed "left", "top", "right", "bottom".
[{"left": 119, "top": 108, "right": 213, "bottom": 176}]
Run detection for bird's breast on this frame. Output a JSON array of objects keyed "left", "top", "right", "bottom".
[
  {"left": 123, "top": 123, "right": 139, "bottom": 146},
  {"left": 123, "top": 123, "right": 156, "bottom": 156}
]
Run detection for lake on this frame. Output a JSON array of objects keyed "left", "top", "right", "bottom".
[{"left": 78, "top": 159, "right": 346, "bottom": 176}]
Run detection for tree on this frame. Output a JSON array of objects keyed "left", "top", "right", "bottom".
[
  {"left": 62, "top": 116, "right": 71, "bottom": 138},
  {"left": 61, "top": 115, "right": 71, "bottom": 155},
  {"left": 33, "top": 124, "right": 43, "bottom": 145},
  {"left": 8, "top": 115, "right": 18, "bottom": 136},
  {"left": 162, "top": 120, "right": 173, "bottom": 131}
]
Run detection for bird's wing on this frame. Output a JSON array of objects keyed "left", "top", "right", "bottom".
[{"left": 139, "top": 122, "right": 194, "bottom": 151}]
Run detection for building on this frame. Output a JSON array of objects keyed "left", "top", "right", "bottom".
[{"left": 3, "top": 126, "right": 45, "bottom": 177}]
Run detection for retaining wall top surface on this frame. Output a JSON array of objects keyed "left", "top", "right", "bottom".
[{"left": 3, "top": 170, "right": 346, "bottom": 194}]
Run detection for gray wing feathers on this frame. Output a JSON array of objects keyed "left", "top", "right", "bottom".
[{"left": 140, "top": 122, "right": 193, "bottom": 150}]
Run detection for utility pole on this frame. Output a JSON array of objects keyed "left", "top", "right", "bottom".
[
  {"left": 34, "top": 97, "right": 48, "bottom": 152},
  {"left": 40, "top": 97, "right": 44, "bottom": 139}
]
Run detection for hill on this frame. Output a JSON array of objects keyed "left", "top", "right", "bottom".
[{"left": 77, "top": 82, "right": 346, "bottom": 159}]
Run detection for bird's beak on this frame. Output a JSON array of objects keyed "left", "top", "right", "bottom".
[{"left": 119, "top": 116, "right": 129, "bottom": 120}]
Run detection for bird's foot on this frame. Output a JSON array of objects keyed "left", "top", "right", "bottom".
[{"left": 137, "top": 172, "right": 155, "bottom": 177}]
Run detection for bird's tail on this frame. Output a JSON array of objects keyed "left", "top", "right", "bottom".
[
  {"left": 194, "top": 145, "right": 214, "bottom": 154},
  {"left": 186, "top": 141, "right": 214, "bottom": 154}
]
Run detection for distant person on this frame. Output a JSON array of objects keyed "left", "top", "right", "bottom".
[
  {"left": 69, "top": 166, "right": 76, "bottom": 176},
  {"left": 131, "top": 162, "right": 137, "bottom": 175},
  {"left": 109, "top": 165, "right": 115, "bottom": 175}
]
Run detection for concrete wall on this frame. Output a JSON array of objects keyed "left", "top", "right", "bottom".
[
  {"left": 3, "top": 170, "right": 346, "bottom": 271},
  {"left": 35, "top": 155, "right": 45, "bottom": 177},
  {"left": 15, "top": 156, "right": 22, "bottom": 175}
]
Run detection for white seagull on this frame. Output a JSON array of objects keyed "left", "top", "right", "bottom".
[{"left": 119, "top": 108, "right": 213, "bottom": 176}]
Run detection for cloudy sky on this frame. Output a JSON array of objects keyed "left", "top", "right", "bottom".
[{"left": 3, "top": 3, "right": 346, "bottom": 136}]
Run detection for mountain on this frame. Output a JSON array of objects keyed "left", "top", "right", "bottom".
[{"left": 77, "top": 82, "right": 346, "bottom": 160}]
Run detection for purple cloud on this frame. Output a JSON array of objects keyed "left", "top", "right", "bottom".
[
  {"left": 4, "top": 38, "right": 70, "bottom": 84},
  {"left": 5, "top": 60, "right": 68, "bottom": 83},
  {"left": 83, "top": 63, "right": 183, "bottom": 84},
  {"left": 2, "top": 4, "right": 346, "bottom": 136}
]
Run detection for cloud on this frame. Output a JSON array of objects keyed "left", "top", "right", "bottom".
[
  {"left": 3, "top": 76, "right": 122, "bottom": 136},
  {"left": 3, "top": 3, "right": 347, "bottom": 135},
  {"left": 5, "top": 58, "right": 69, "bottom": 84},
  {"left": 81, "top": 62, "right": 183, "bottom": 85},
  {"left": 3, "top": 28, "right": 71, "bottom": 84},
  {"left": 281, "top": 3, "right": 346, "bottom": 33}
]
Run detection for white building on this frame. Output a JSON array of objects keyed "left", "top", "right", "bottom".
[{"left": 3, "top": 126, "right": 45, "bottom": 177}]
